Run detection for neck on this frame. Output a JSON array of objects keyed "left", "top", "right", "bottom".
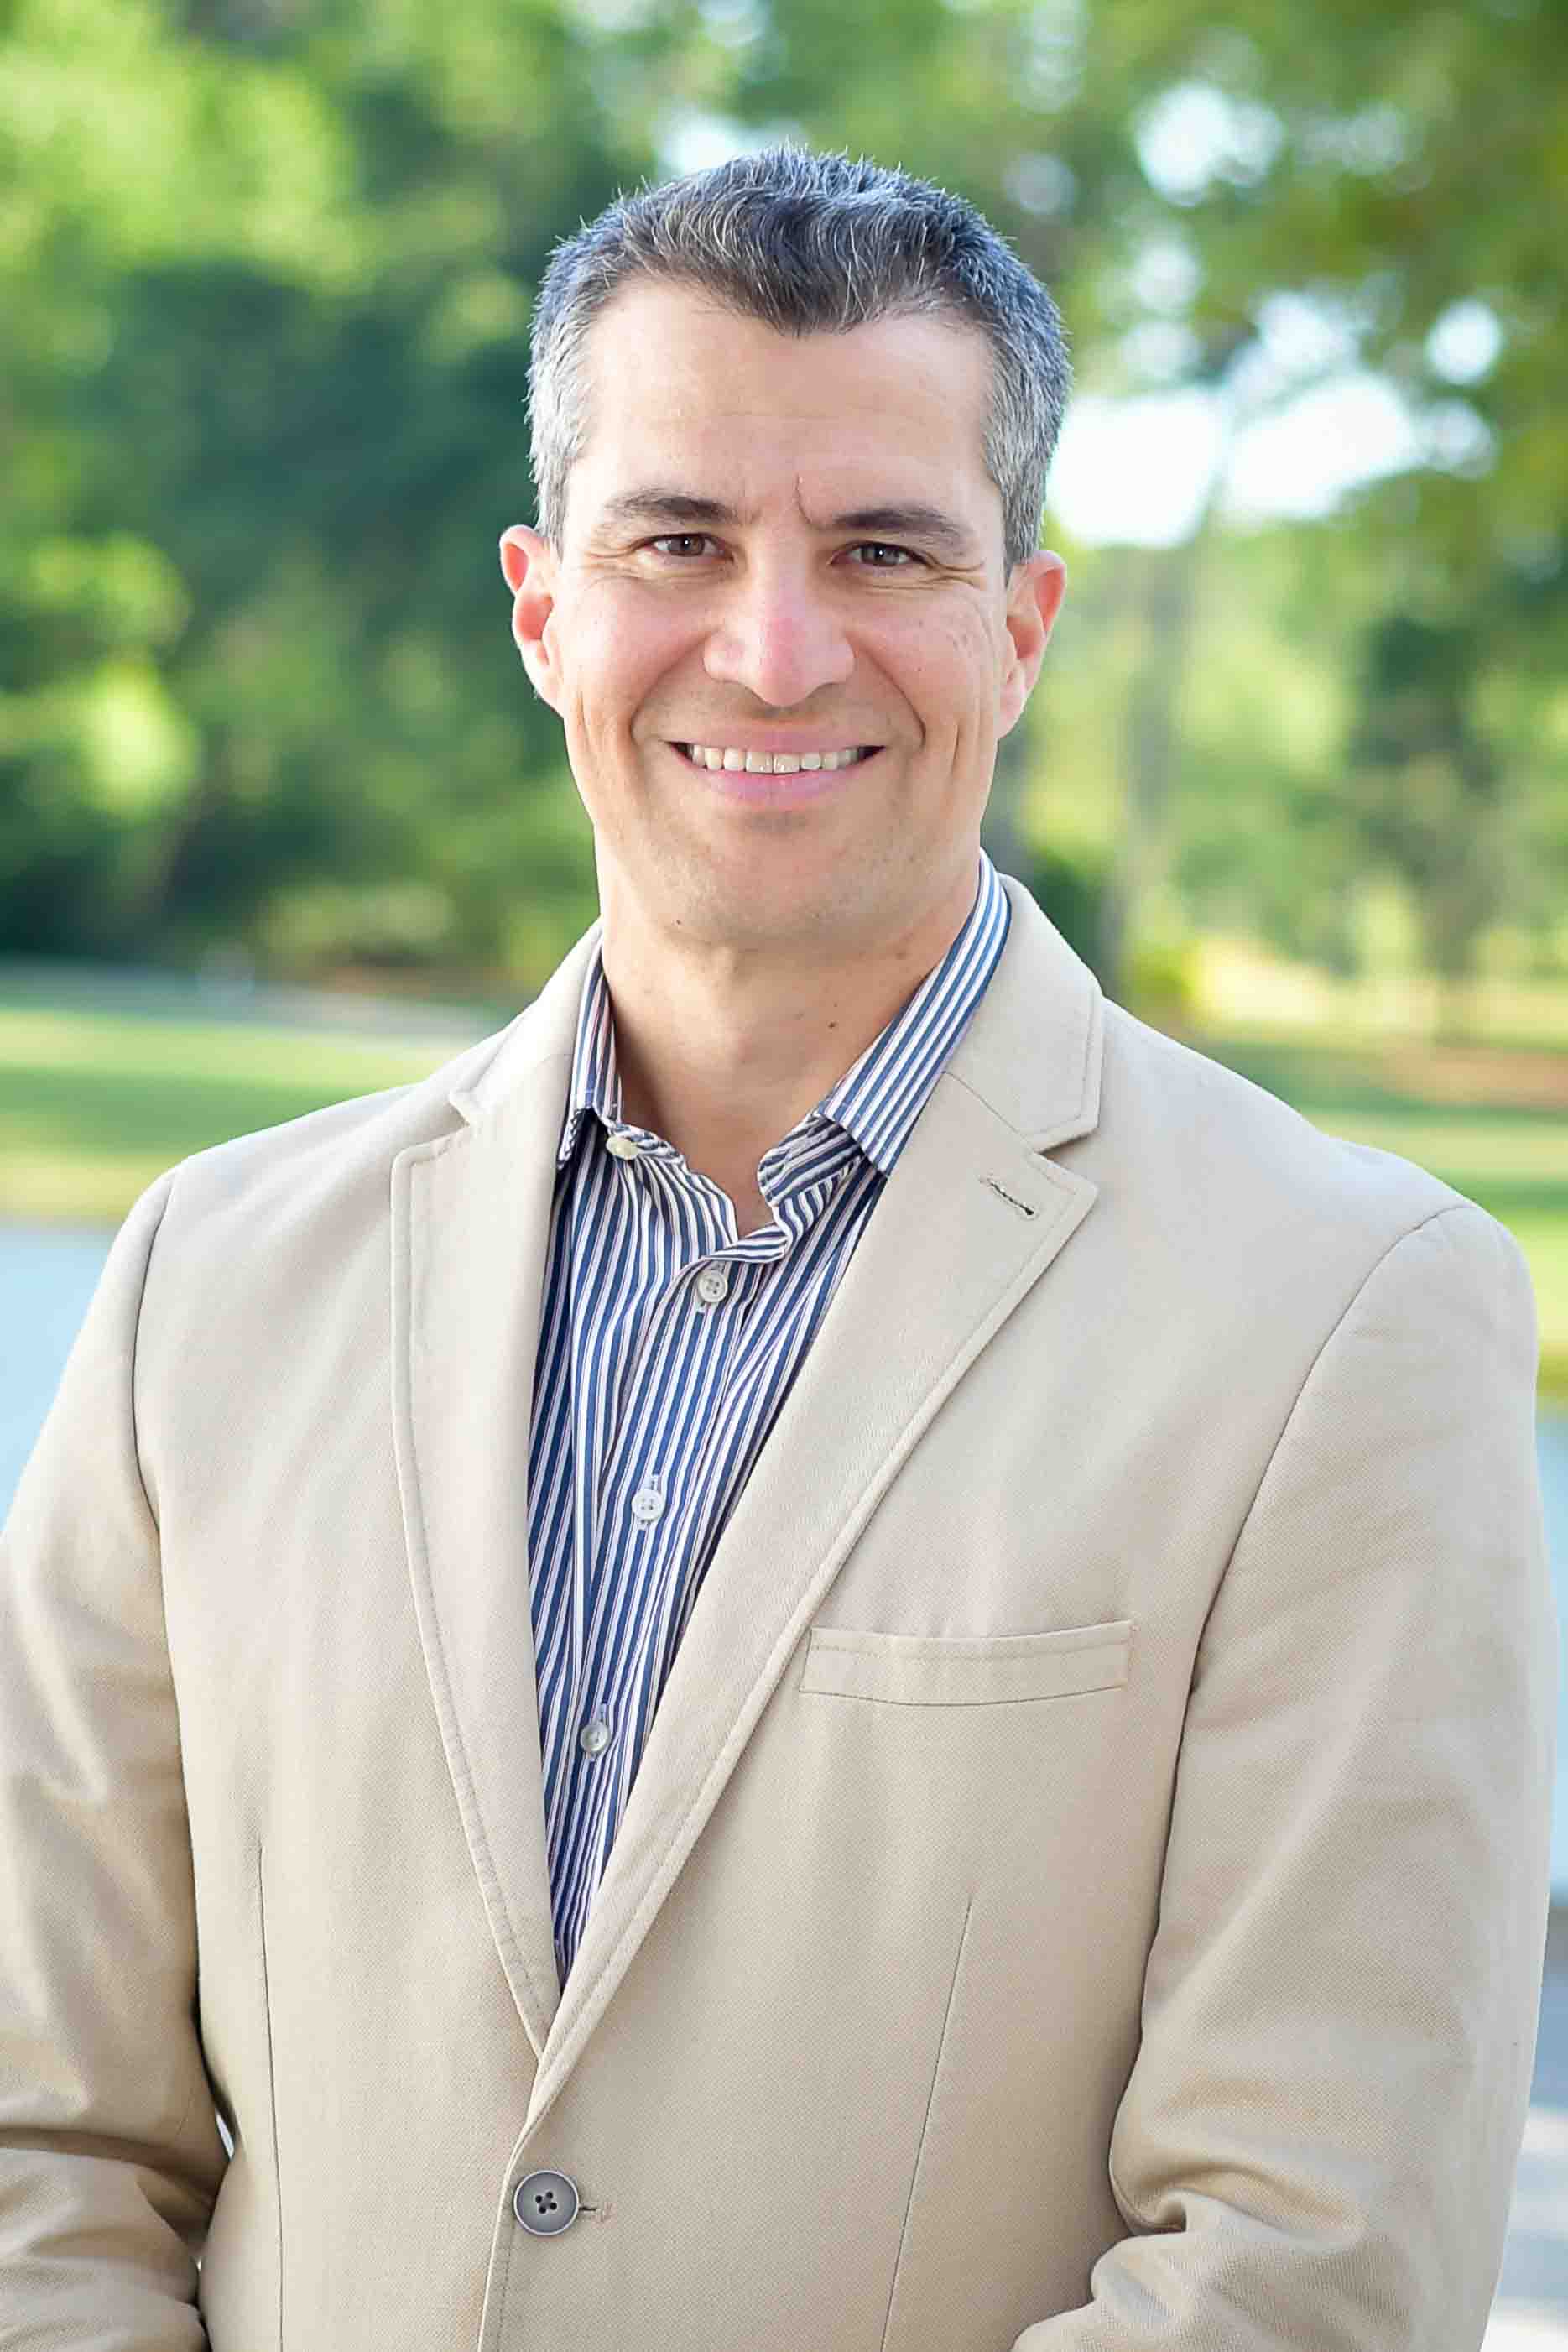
[{"left": 596, "top": 863, "right": 980, "bottom": 1215}]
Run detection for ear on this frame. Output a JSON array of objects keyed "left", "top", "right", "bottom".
[
  {"left": 498, "top": 524, "right": 561, "bottom": 707},
  {"left": 998, "top": 550, "right": 1067, "bottom": 736}
]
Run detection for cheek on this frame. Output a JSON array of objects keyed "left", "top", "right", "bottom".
[
  {"left": 949, "top": 610, "right": 1008, "bottom": 691},
  {"left": 912, "top": 601, "right": 999, "bottom": 670},
  {"left": 886, "top": 614, "right": 1005, "bottom": 732},
  {"left": 563, "top": 589, "right": 695, "bottom": 716}
]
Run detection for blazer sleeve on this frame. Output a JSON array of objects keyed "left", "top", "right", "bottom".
[
  {"left": 0, "top": 1174, "right": 225, "bottom": 2346},
  {"left": 1014, "top": 1199, "right": 1557, "bottom": 2352}
]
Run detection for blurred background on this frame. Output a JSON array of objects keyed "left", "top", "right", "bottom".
[{"left": 2, "top": 0, "right": 1565, "bottom": 2336}]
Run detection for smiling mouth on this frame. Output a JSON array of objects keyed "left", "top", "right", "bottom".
[{"left": 674, "top": 743, "right": 880, "bottom": 774}]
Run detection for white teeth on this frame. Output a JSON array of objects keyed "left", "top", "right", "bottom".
[{"left": 682, "top": 744, "right": 868, "bottom": 774}]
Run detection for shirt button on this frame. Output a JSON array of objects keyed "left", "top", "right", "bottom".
[
  {"left": 606, "top": 1133, "right": 641, "bottom": 1161},
  {"left": 695, "top": 1265, "right": 730, "bottom": 1306},
  {"left": 631, "top": 1483, "right": 665, "bottom": 1526},
  {"left": 579, "top": 1715, "right": 612, "bottom": 1757}
]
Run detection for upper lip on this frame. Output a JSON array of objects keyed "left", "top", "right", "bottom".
[{"left": 669, "top": 735, "right": 882, "bottom": 752}]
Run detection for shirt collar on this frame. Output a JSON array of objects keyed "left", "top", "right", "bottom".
[
  {"left": 811, "top": 851, "right": 1009, "bottom": 1174},
  {"left": 556, "top": 943, "right": 621, "bottom": 1168},
  {"left": 555, "top": 852, "right": 1010, "bottom": 1179}
]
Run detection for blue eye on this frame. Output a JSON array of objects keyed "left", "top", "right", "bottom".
[{"left": 854, "top": 543, "right": 915, "bottom": 567}]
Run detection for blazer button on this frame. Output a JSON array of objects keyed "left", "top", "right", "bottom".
[{"left": 513, "top": 2170, "right": 581, "bottom": 2236}]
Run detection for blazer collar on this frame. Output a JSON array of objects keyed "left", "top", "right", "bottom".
[
  {"left": 946, "top": 874, "right": 1104, "bottom": 1150},
  {"left": 447, "top": 915, "right": 604, "bottom": 1129}
]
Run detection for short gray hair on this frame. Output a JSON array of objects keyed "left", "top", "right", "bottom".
[{"left": 528, "top": 146, "right": 1071, "bottom": 574}]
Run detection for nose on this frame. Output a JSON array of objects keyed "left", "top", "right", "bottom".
[{"left": 702, "top": 561, "right": 854, "bottom": 708}]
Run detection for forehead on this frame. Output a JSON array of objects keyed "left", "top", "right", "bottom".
[{"left": 568, "top": 279, "right": 1001, "bottom": 542}]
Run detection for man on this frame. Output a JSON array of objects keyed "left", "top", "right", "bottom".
[{"left": 0, "top": 147, "right": 1554, "bottom": 2352}]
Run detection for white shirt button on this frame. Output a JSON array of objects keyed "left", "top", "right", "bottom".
[
  {"left": 631, "top": 1482, "right": 665, "bottom": 1526},
  {"left": 695, "top": 1265, "right": 730, "bottom": 1306},
  {"left": 606, "top": 1133, "right": 641, "bottom": 1160},
  {"left": 579, "top": 1715, "right": 612, "bottom": 1757}
]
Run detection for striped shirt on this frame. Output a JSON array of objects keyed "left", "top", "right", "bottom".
[{"left": 525, "top": 853, "right": 1010, "bottom": 1982}]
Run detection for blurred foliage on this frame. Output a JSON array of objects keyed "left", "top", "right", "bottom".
[{"left": 2, "top": 0, "right": 1566, "bottom": 1001}]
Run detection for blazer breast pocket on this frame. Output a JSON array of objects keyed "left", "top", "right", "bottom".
[{"left": 799, "top": 1619, "right": 1133, "bottom": 1707}]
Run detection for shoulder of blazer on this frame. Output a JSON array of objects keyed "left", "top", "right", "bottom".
[
  {"left": 1082, "top": 995, "right": 1468, "bottom": 1263},
  {"left": 152, "top": 1024, "right": 503, "bottom": 1218},
  {"left": 125, "top": 995, "right": 582, "bottom": 1336},
  {"left": 138, "top": 910, "right": 607, "bottom": 1245}
]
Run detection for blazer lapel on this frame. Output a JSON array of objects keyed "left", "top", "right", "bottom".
[
  {"left": 390, "top": 929, "right": 602, "bottom": 2063},
  {"left": 524, "top": 879, "right": 1105, "bottom": 2126}
]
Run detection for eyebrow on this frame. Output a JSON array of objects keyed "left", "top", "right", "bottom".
[{"left": 594, "top": 489, "right": 982, "bottom": 564}]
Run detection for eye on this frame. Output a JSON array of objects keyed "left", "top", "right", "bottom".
[
  {"left": 850, "top": 542, "right": 919, "bottom": 569},
  {"left": 649, "top": 533, "right": 720, "bottom": 559}
]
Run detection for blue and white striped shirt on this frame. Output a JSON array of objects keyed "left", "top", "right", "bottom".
[{"left": 525, "top": 853, "right": 1010, "bottom": 1981}]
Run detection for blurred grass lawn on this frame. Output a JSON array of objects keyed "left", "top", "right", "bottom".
[
  {"left": 2, "top": 995, "right": 1565, "bottom": 1398},
  {"left": 0, "top": 1006, "right": 450, "bottom": 1226}
]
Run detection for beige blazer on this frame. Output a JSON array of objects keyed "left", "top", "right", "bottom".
[{"left": 0, "top": 877, "right": 1555, "bottom": 2352}]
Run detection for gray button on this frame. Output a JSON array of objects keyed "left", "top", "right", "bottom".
[
  {"left": 579, "top": 1715, "right": 611, "bottom": 1757},
  {"left": 514, "top": 2170, "right": 580, "bottom": 2236},
  {"left": 606, "top": 1133, "right": 640, "bottom": 1161},
  {"left": 695, "top": 1265, "right": 730, "bottom": 1305}
]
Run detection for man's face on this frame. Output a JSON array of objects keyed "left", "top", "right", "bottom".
[{"left": 501, "top": 278, "right": 1065, "bottom": 960}]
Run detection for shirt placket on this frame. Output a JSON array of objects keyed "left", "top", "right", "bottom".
[{"left": 570, "top": 1150, "right": 748, "bottom": 1876}]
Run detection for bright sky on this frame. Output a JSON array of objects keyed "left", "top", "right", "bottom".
[
  {"left": 1046, "top": 373, "right": 1425, "bottom": 547},
  {"left": 1046, "top": 342, "right": 1497, "bottom": 547}
]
